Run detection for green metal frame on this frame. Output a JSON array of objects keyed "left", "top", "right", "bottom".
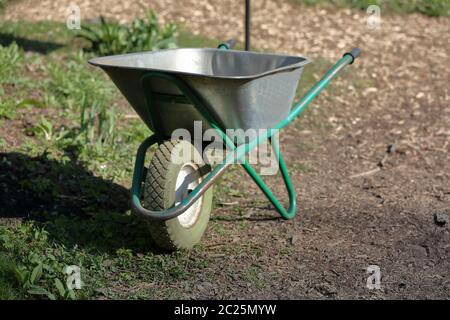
[{"left": 131, "top": 51, "right": 357, "bottom": 221}]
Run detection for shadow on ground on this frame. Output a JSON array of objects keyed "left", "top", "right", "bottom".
[
  {"left": 0, "top": 152, "right": 155, "bottom": 253},
  {"left": 0, "top": 33, "right": 64, "bottom": 54}
]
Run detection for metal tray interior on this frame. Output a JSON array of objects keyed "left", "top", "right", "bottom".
[
  {"left": 90, "top": 49, "right": 310, "bottom": 138},
  {"left": 89, "top": 48, "right": 309, "bottom": 79}
]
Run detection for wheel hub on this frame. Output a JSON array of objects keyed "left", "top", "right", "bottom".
[{"left": 175, "top": 163, "right": 203, "bottom": 228}]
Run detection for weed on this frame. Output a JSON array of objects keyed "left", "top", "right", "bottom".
[
  {"left": 0, "top": 43, "right": 22, "bottom": 85},
  {"left": 0, "top": 99, "right": 18, "bottom": 119},
  {"left": 42, "top": 51, "right": 122, "bottom": 161},
  {"left": 241, "top": 265, "right": 267, "bottom": 289},
  {"left": 0, "top": 253, "right": 24, "bottom": 299},
  {"left": 0, "top": 223, "right": 84, "bottom": 299},
  {"left": 78, "top": 11, "right": 177, "bottom": 55},
  {"left": 46, "top": 52, "right": 114, "bottom": 111}
]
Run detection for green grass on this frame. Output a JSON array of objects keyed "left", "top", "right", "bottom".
[
  {"left": 0, "top": 16, "right": 361, "bottom": 299},
  {"left": 0, "top": 253, "right": 24, "bottom": 299},
  {"left": 178, "top": 28, "right": 246, "bottom": 50},
  {"left": 0, "top": 21, "right": 78, "bottom": 54},
  {"left": 0, "top": 220, "right": 212, "bottom": 299},
  {"left": 0, "top": 20, "right": 212, "bottom": 300},
  {"left": 0, "top": 17, "right": 257, "bottom": 300},
  {"left": 291, "top": 0, "right": 450, "bottom": 17},
  {"left": 241, "top": 265, "right": 268, "bottom": 290}
]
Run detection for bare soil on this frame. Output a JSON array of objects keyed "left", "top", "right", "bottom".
[{"left": 2, "top": 0, "right": 450, "bottom": 299}]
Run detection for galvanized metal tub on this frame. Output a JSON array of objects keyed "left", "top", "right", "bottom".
[{"left": 89, "top": 48, "right": 310, "bottom": 137}]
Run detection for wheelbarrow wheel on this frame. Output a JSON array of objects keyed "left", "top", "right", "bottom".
[{"left": 143, "top": 140, "right": 213, "bottom": 251}]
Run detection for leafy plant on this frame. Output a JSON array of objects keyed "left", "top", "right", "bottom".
[
  {"left": 0, "top": 99, "right": 18, "bottom": 119},
  {"left": 43, "top": 51, "right": 119, "bottom": 155},
  {"left": 415, "top": 0, "right": 450, "bottom": 16},
  {"left": 46, "top": 51, "right": 113, "bottom": 111},
  {"left": 0, "top": 224, "right": 80, "bottom": 300},
  {"left": 77, "top": 11, "right": 178, "bottom": 56},
  {"left": 0, "top": 98, "right": 44, "bottom": 120},
  {"left": 79, "top": 100, "right": 117, "bottom": 146},
  {"left": 30, "top": 117, "right": 54, "bottom": 141},
  {"left": 0, "top": 43, "right": 22, "bottom": 86}
]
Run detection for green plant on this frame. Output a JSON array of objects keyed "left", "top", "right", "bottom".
[
  {"left": 0, "top": 253, "right": 24, "bottom": 299},
  {"left": 46, "top": 52, "right": 113, "bottom": 111},
  {"left": 30, "top": 117, "right": 54, "bottom": 140},
  {"left": 0, "top": 98, "right": 44, "bottom": 120},
  {"left": 0, "top": 99, "right": 17, "bottom": 119},
  {"left": 0, "top": 43, "right": 22, "bottom": 86},
  {"left": 43, "top": 51, "right": 119, "bottom": 155},
  {"left": 0, "top": 224, "right": 80, "bottom": 299},
  {"left": 415, "top": 0, "right": 450, "bottom": 16},
  {"left": 293, "top": 0, "right": 450, "bottom": 17},
  {"left": 79, "top": 100, "right": 117, "bottom": 146},
  {"left": 77, "top": 11, "right": 177, "bottom": 55}
]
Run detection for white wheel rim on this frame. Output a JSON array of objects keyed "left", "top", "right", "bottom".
[{"left": 175, "top": 163, "right": 203, "bottom": 228}]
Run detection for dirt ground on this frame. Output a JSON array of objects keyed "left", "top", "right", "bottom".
[{"left": 2, "top": 0, "right": 450, "bottom": 299}]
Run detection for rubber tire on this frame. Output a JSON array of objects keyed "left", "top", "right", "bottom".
[{"left": 143, "top": 140, "right": 213, "bottom": 251}]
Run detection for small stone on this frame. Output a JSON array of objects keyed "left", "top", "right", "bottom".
[
  {"left": 434, "top": 212, "right": 449, "bottom": 227},
  {"left": 387, "top": 143, "right": 397, "bottom": 154}
]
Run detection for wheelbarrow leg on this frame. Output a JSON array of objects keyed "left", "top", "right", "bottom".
[{"left": 239, "top": 135, "right": 296, "bottom": 220}]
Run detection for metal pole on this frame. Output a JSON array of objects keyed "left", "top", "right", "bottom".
[{"left": 245, "top": 0, "right": 251, "bottom": 51}]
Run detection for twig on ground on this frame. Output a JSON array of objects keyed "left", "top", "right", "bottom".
[
  {"left": 218, "top": 201, "right": 239, "bottom": 206},
  {"left": 349, "top": 167, "right": 381, "bottom": 179}
]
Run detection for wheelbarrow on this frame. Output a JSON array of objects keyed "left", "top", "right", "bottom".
[{"left": 89, "top": 41, "right": 360, "bottom": 250}]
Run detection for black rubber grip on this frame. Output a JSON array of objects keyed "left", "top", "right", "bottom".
[{"left": 344, "top": 47, "right": 361, "bottom": 64}]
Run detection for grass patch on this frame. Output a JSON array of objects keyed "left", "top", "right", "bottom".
[
  {"left": 0, "top": 42, "right": 22, "bottom": 84},
  {"left": 0, "top": 253, "right": 24, "bottom": 299},
  {"left": 291, "top": 0, "right": 450, "bottom": 17},
  {"left": 0, "top": 220, "right": 209, "bottom": 299},
  {"left": 0, "top": 43, "right": 43, "bottom": 120},
  {"left": 0, "top": 19, "right": 235, "bottom": 300},
  {"left": 0, "top": 21, "right": 76, "bottom": 54},
  {"left": 178, "top": 29, "right": 221, "bottom": 48},
  {"left": 241, "top": 265, "right": 268, "bottom": 289}
]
